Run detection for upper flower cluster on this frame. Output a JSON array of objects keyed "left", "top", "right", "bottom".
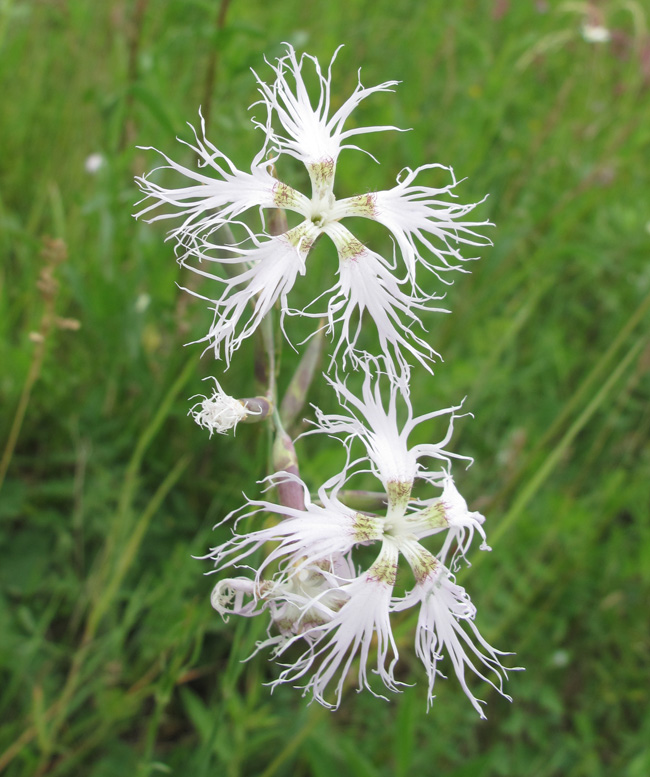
[{"left": 135, "top": 44, "right": 491, "bottom": 386}]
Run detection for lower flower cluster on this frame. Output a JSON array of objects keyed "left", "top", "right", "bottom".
[{"left": 207, "top": 374, "right": 513, "bottom": 715}]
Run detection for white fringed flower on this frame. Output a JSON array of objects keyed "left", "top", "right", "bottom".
[
  {"left": 207, "top": 374, "right": 513, "bottom": 713},
  {"left": 135, "top": 44, "right": 491, "bottom": 383}
]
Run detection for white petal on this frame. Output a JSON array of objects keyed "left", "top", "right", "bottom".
[
  {"left": 435, "top": 475, "right": 490, "bottom": 564},
  {"left": 252, "top": 44, "right": 401, "bottom": 195},
  {"left": 209, "top": 490, "right": 383, "bottom": 583},
  {"left": 394, "top": 544, "right": 512, "bottom": 718},
  {"left": 186, "top": 222, "right": 320, "bottom": 363},
  {"left": 311, "top": 369, "right": 466, "bottom": 497},
  {"left": 271, "top": 540, "right": 401, "bottom": 708},
  {"left": 318, "top": 223, "right": 446, "bottom": 383},
  {"left": 135, "top": 110, "right": 310, "bottom": 241},
  {"left": 336, "top": 164, "right": 493, "bottom": 282},
  {"left": 314, "top": 368, "right": 416, "bottom": 490}
]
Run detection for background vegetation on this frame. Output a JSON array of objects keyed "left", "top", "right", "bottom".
[{"left": 1, "top": 0, "right": 649, "bottom": 775}]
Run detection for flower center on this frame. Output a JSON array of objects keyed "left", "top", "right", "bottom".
[{"left": 309, "top": 189, "right": 337, "bottom": 228}]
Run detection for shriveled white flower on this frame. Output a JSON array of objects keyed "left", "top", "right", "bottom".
[
  {"left": 206, "top": 374, "right": 513, "bottom": 713},
  {"left": 212, "top": 557, "right": 354, "bottom": 642},
  {"left": 189, "top": 378, "right": 251, "bottom": 436},
  {"left": 211, "top": 577, "right": 266, "bottom": 620},
  {"left": 135, "top": 44, "right": 491, "bottom": 383}
]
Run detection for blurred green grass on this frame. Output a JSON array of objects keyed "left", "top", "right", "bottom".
[{"left": 1, "top": 1, "right": 649, "bottom": 775}]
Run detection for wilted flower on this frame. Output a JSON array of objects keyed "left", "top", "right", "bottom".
[
  {"left": 206, "top": 373, "right": 512, "bottom": 715},
  {"left": 135, "top": 45, "right": 491, "bottom": 384},
  {"left": 189, "top": 377, "right": 270, "bottom": 436}
]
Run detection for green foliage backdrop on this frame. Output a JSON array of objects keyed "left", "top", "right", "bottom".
[{"left": 1, "top": 1, "right": 649, "bottom": 775}]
